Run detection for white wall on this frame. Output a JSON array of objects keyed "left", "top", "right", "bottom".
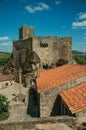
[{"left": 0, "top": 80, "right": 14, "bottom": 90}]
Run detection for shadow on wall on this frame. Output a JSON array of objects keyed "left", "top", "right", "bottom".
[
  {"left": 50, "top": 95, "right": 75, "bottom": 117},
  {"left": 50, "top": 95, "right": 61, "bottom": 116},
  {"left": 27, "top": 87, "right": 40, "bottom": 117}
]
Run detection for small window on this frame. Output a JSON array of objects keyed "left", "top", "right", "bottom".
[{"left": 40, "top": 42, "right": 48, "bottom": 47}]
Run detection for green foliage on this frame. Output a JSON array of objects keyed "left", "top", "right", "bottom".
[
  {"left": 0, "top": 112, "right": 9, "bottom": 121},
  {"left": 73, "top": 55, "right": 86, "bottom": 64},
  {"left": 0, "top": 58, "right": 10, "bottom": 66},
  {"left": 0, "top": 52, "right": 10, "bottom": 66},
  {"left": 0, "top": 94, "right": 10, "bottom": 121}
]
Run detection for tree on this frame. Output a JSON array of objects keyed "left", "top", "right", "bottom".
[
  {"left": 73, "top": 55, "right": 86, "bottom": 64},
  {"left": 0, "top": 94, "right": 10, "bottom": 121}
]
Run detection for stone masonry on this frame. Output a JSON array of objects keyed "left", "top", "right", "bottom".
[
  {"left": 13, "top": 25, "right": 72, "bottom": 68},
  {"left": 39, "top": 75, "right": 86, "bottom": 117}
]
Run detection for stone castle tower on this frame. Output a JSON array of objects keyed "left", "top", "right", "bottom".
[
  {"left": 13, "top": 25, "right": 72, "bottom": 68},
  {"left": 19, "top": 25, "right": 34, "bottom": 40}
]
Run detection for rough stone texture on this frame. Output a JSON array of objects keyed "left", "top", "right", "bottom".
[
  {"left": 76, "top": 110, "right": 86, "bottom": 117},
  {"left": 0, "top": 82, "right": 28, "bottom": 105},
  {"left": 19, "top": 25, "right": 34, "bottom": 40},
  {"left": 40, "top": 76, "right": 86, "bottom": 117},
  {"left": 13, "top": 26, "right": 72, "bottom": 68},
  {"left": 36, "top": 123, "right": 73, "bottom": 130},
  {"left": 0, "top": 116, "right": 75, "bottom": 130},
  {"left": 0, "top": 80, "right": 14, "bottom": 90},
  {"left": 13, "top": 38, "right": 32, "bottom": 68}
]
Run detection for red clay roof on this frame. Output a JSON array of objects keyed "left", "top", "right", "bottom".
[
  {"left": 0, "top": 73, "right": 14, "bottom": 82},
  {"left": 60, "top": 82, "right": 86, "bottom": 114},
  {"left": 36, "top": 64, "right": 86, "bottom": 93}
]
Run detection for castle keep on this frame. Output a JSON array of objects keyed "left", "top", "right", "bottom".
[
  {"left": 13, "top": 25, "right": 72, "bottom": 68},
  {"left": 1, "top": 25, "right": 86, "bottom": 120}
]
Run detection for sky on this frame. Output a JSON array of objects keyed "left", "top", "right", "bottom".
[{"left": 0, "top": 0, "right": 86, "bottom": 52}]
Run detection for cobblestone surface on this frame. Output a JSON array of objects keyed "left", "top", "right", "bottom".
[
  {"left": 0, "top": 81, "right": 85, "bottom": 130},
  {"left": 0, "top": 82, "right": 28, "bottom": 105}
]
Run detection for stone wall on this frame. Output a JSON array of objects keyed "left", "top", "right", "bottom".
[
  {"left": 0, "top": 80, "right": 14, "bottom": 90},
  {"left": 58, "top": 42, "right": 72, "bottom": 61},
  {"left": 40, "top": 75, "right": 86, "bottom": 117},
  {"left": 76, "top": 110, "right": 86, "bottom": 117},
  {"left": 13, "top": 25, "right": 72, "bottom": 67},
  {"left": 19, "top": 25, "right": 34, "bottom": 40},
  {"left": 32, "top": 36, "right": 57, "bottom": 65},
  {"left": 0, "top": 116, "right": 75, "bottom": 130},
  {"left": 13, "top": 26, "right": 72, "bottom": 68},
  {"left": 13, "top": 39, "right": 32, "bottom": 68},
  {"left": 32, "top": 36, "right": 72, "bottom": 66}
]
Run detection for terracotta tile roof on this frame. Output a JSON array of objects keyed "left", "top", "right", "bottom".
[
  {"left": 0, "top": 73, "right": 14, "bottom": 82},
  {"left": 60, "top": 82, "right": 86, "bottom": 114},
  {"left": 36, "top": 64, "right": 86, "bottom": 93}
]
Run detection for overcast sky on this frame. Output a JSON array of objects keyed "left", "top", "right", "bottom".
[{"left": 0, "top": 0, "right": 86, "bottom": 52}]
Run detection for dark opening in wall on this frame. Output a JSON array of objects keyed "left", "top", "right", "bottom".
[
  {"left": 27, "top": 87, "right": 40, "bottom": 117},
  {"left": 50, "top": 95, "right": 75, "bottom": 117},
  {"left": 43, "top": 64, "right": 48, "bottom": 69},
  {"left": 40, "top": 42, "right": 48, "bottom": 47},
  {"left": 50, "top": 95, "right": 61, "bottom": 116}
]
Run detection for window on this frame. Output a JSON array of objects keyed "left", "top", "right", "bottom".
[
  {"left": 40, "top": 42, "right": 48, "bottom": 47},
  {"left": 40, "top": 37, "right": 48, "bottom": 47}
]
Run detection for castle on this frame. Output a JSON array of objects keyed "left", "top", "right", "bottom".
[
  {"left": 1, "top": 25, "right": 86, "bottom": 120},
  {"left": 13, "top": 25, "right": 72, "bottom": 68}
]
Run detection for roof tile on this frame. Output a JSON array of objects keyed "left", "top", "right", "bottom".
[
  {"left": 36, "top": 64, "right": 86, "bottom": 93},
  {"left": 0, "top": 73, "right": 14, "bottom": 82},
  {"left": 60, "top": 82, "right": 86, "bottom": 114}
]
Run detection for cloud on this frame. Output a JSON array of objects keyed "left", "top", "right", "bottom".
[
  {"left": 72, "top": 12, "right": 86, "bottom": 29},
  {"left": 0, "top": 43, "right": 11, "bottom": 46},
  {"left": 0, "top": 43, "right": 12, "bottom": 52},
  {"left": 84, "top": 33, "right": 86, "bottom": 35},
  {"left": 72, "top": 21, "right": 86, "bottom": 27},
  {"left": 0, "top": 36, "right": 9, "bottom": 41},
  {"left": 25, "top": 2, "right": 49, "bottom": 13},
  {"left": 78, "top": 12, "right": 86, "bottom": 20},
  {"left": 72, "top": 21, "right": 86, "bottom": 29},
  {"left": 84, "top": 36, "right": 86, "bottom": 39},
  {"left": 0, "top": 41, "right": 12, "bottom": 46},
  {"left": 55, "top": 0, "right": 61, "bottom": 5}
]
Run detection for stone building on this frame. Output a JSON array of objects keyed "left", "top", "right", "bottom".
[
  {"left": 13, "top": 25, "right": 72, "bottom": 68},
  {"left": 60, "top": 82, "right": 86, "bottom": 117},
  {"left": 0, "top": 73, "right": 14, "bottom": 90},
  {"left": 28, "top": 64, "right": 86, "bottom": 117}
]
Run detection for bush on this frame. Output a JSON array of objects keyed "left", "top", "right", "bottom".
[
  {"left": 0, "top": 112, "right": 9, "bottom": 121},
  {"left": 0, "top": 94, "right": 10, "bottom": 121},
  {"left": 73, "top": 55, "right": 86, "bottom": 64}
]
